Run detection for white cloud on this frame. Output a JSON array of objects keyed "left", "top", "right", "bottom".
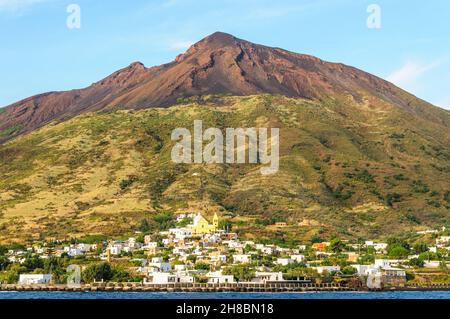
[
  {"left": 386, "top": 59, "right": 450, "bottom": 110},
  {"left": 386, "top": 60, "right": 441, "bottom": 91},
  {"left": 0, "top": 0, "right": 50, "bottom": 12},
  {"left": 168, "top": 40, "right": 194, "bottom": 50}
]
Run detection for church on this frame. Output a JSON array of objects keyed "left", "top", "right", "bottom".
[{"left": 190, "top": 213, "right": 219, "bottom": 235}]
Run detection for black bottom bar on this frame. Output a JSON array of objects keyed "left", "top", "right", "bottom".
[{"left": 2, "top": 299, "right": 449, "bottom": 318}]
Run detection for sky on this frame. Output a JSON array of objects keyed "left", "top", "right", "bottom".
[{"left": 0, "top": 0, "right": 449, "bottom": 109}]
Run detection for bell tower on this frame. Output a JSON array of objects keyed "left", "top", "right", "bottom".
[{"left": 213, "top": 212, "right": 219, "bottom": 231}]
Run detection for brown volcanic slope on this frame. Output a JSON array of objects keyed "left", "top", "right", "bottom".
[{"left": 0, "top": 31, "right": 448, "bottom": 143}]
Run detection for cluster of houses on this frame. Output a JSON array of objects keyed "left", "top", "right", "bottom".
[{"left": 4, "top": 213, "right": 450, "bottom": 287}]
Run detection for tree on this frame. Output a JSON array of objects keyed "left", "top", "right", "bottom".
[
  {"left": 23, "top": 255, "right": 44, "bottom": 272},
  {"left": 219, "top": 220, "right": 232, "bottom": 232},
  {"left": 111, "top": 267, "right": 134, "bottom": 282},
  {"left": 178, "top": 217, "right": 193, "bottom": 227},
  {"left": 413, "top": 242, "right": 428, "bottom": 254},
  {"left": 329, "top": 238, "right": 346, "bottom": 253},
  {"left": 357, "top": 254, "right": 375, "bottom": 265},
  {"left": 194, "top": 263, "right": 210, "bottom": 271},
  {"left": 82, "top": 262, "right": 113, "bottom": 283},
  {"left": 153, "top": 212, "right": 175, "bottom": 231},
  {"left": 223, "top": 265, "right": 255, "bottom": 282},
  {"left": 119, "top": 175, "right": 138, "bottom": 191},
  {"left": 342, "top": 266, "right": 357, "bottom": 275},
  {"left": 409, "top": 258, "right": 424, "bottom": 268},
  {"left": 388, "top": 245, "right": 410, "bottom": 258},
  {"left": 0, "top": 256, "right": 10, "bottom": 271},
  {"left": 310, "top": 235, "right": 323, "bottom": 244},
  {"left": 138, "top": 219, "right": 151, "bottom": 233},
  {"left": 0, "top": 245, "right": 8, "bottom": 256},
  {"left": 43, "top": 256, "right": 70, "bottom": 284},
  {"left": 387, "top": 237, "right": 410, "bottom": 258},
  {"left": 0, "top": 264, "right": 23, "bottom": 284}
]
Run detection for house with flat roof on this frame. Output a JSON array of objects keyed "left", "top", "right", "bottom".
[{"left": 19, "top": 274, "right": 52, "bottom": 285}]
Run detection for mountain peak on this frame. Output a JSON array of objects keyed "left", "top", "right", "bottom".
[
  {"left": 179, "top": 32, "right": 242, "bottom": 59},
  {"left": 1, "top": 32, "right": 449, "bottom": 144},
  {"left": 129, "top": 61, "right": 146, "bottom": 70},
  {"left": 94, "top": 61, "right": 147, "bottom": 87},
  {"left": 202, "top": 31, "right": 238, "bottom": 44}
]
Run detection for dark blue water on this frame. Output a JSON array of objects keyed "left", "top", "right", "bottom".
[{"left": 0, "top": 291, "right": 449, "bottom": 299}]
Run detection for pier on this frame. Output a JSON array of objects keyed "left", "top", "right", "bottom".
[{"left": 0, "top": 282, "right": 354, "bottom": 293}]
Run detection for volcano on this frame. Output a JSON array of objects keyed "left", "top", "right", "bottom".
[
  {"left": 1, "top": 31, "right": 448, "bottom": 144},
  {"left": 0, "top": 33, "right": 449, "bottom": 241}
]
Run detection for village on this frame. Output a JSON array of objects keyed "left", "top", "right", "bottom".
[{"left": 1, "top": 212, "right": 449, "bottom": 291}]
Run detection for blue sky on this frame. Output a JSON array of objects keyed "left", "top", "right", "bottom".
[{"left": 1, "top": 0, "right": 449, "bottom": 109}]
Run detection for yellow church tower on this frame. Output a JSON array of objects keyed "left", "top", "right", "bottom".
[
  {"left": 191, "top": 212, "right": 220, "bottom": 235},
  {"left": 213, "top": 212, "right": 219, "bottom": 231}
]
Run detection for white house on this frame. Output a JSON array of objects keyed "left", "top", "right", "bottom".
[
  {"left": 313, "top": 266, "right": 341, "bottom": 274},
  {"left": 259, "top": 246, "right": 274, "bottom": 255},
  {"left": 148, "top": 258, "right": 172, "bottom": 272},
  {"left": 151, "top": 257, "right": 163, "bottom": 263},
  {"left": 252, "top": 272, "right": 284, "bottom": 283},
  {"left": 423, "top": 261, "right": 441, "bottom": 268},
  {"left": 67, "top": 248, "right": 84, "bottom": 257},
  {"left": 374, "top": 259, "right": 401, "bottom": 268},
  {"left": 169, "top": 228, "right": 193, "bottom": 240},
  {"left": 275, "top": 258, "right": 294, "bottom": 266},
  {"left": 77, "top": 243, "right": 93, "bottom": 252},
  {"left": 226, "top": 240, "right": 244, "bottom": 249},
  {"left": 174, "top": 264, "right": 186, "bottom": 272},
  {"left": 210, "top": 255, "right": 227, "bottom": 264},
  {"left": 144, "top": 235, "right": 153, "bottom": 245},
  {"left": 383, "top": 267, "right": 406, "bottom": 277},
  {"left": 109, "top": 245, "right": 122, "bottom": 255},
  {"left": 162, "top": 238, "right": 172, "bottom": 246},
  {"left": 374, "top": 259, "right": 390, "bottom": 268},
  {"left": 351, "top": 265, "right": 379, "bottom": 276},
  {"left": 290, "top": 255, "right": 305, "bottom": 263},
  {"left": 365, "top": 241, "right": 388, "bottom": 252},
  {"left": 232, "top": 254, "right": 251, "bottom": 264},
  {"left": 146, "top": 272, "right": 194, "bottom": 284},
  {"left": 19, "top": 274, "right": 52, "bottom": 285},
  {"left": 206, "top": 271, "right": 235, "bottom": 284},
  {"left": 436, "top": 236, "right": 450, "bottom": 247},
  {"left": 126, "top": 237, "right": 142, "bottom": 250},
  {"left": 373, "top": 243, "right": 388, "bottom": 252}
]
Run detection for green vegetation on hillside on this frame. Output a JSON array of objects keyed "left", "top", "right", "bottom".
[{"left": 0, "top": 95, "right": 449, "bottom": 243}]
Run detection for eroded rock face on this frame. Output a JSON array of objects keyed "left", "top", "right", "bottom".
[{"left": 0, "top": 32, "right": 447, "bottom": 144}]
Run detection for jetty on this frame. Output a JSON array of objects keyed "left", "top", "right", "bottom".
[{"left": 0, "top": 281, "right": 354, "bottom": 293}]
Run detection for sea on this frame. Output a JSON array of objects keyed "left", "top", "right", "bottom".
[{"left": 0, "top": 291, "right": 449, "bottom": 299}]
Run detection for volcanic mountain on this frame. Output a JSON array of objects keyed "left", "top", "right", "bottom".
[
  {"left": 0, "top": 32, "right": 449, "bottom": 243},
  {"left": 1, "top": 31, "right": 448, "bottom": 143}
]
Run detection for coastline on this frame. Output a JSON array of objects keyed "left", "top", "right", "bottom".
[{"left": 1, "top": 282, "right": 449, "bottom": 293}]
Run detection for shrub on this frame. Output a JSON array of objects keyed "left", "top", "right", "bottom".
[
  {"left": 223, "top": 265, "right": 255, "bottom": 282},
  {"left": 194, "top": 263, "right": 210, "bottom": 271},
  {"left": 411, "top": 180, "right": 430, "bottom": 193},
  {"left": 409, "top": 258, "right": 425, "bottom": 268},
  {"left": 389, "top": 133, "right": 405, "bottom": 139},
  {"left": 119, "top": 175, "right": 138, "bottom": 191},
  {"left": 355, "top": 169, "right": 375, "bottom": 183},
  {"left": 386, "top": 193, "right": 402, "bottom": 207},
  {"left": 82, "top": 262, "right": 113, "bottom": 283}
]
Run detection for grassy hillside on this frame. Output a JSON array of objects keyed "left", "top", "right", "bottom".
[{"left": 0, "top": 95, "right": 449, "bottom": 244}]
